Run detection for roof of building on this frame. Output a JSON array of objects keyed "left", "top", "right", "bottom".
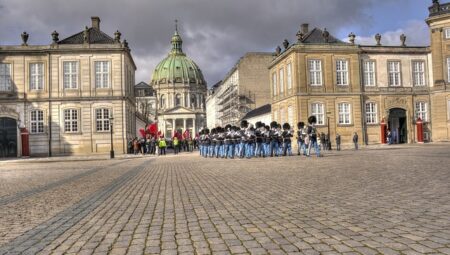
[
  {"left": 58, "top": 27, "right": 115, "bottom": 44},
  {"left": 135, "top": 81, "right": 152, "bottom": 89},
  {"left": 241, "top": 104, "right": 271, "bottom": 120},
  {"left": 151, "top": 22, "right": 206, "bottom": 86},
  {"left": 300, "top": 28, "right": 347, "bottom": 44}
]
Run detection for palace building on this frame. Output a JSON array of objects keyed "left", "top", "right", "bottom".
[
  {"left": 270, "top": 1, "right": 450, "bottom": 147},
  {"left": 151, "top": 23, "right": 207, "bottom": 137},
  {"left": 0, "top": 17, "right": 137, "bottom": 157}
]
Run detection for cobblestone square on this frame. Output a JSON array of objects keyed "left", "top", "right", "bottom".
[{"left": 0, "top": 144, "right": 449, "bottom": 254}]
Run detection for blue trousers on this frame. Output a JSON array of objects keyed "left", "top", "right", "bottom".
[
  {"left": 283, "top": 141, "right": 292, "bottom": 156},
  {"left": 270, "top": 140, "right": 279, "bottom": 156},
  {"left": 245, "top": 143, "right": 254, "bottom": 158},
  {"left": 227, "top": 144, "right": 235, "bottom": 158},
  {"left": 255, "top": 142, "right": 263, "bottom": 157},
  {"left": 298, "top": 141, "right": 307, "bottom": 155},
  {"left": 308, "top": 140, "right": 320, "bottom": 157},
  {"left": 239, "top": 142, "right": 246, "bottom": 158}
]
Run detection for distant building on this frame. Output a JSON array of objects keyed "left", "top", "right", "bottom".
[
  {"left": 270, "top": 1, "right": 450, "bottom": 147},
  {"left": 206, "top": 81, "right": 221, "bottom": 128},
  {"left": 241, "top": 104, "right": 272, "bottom": 127},
  {"left": 151, "top": 23, "right": 207, "bottom": 137},
  {"left": 135, "top": 81, "right": 156, "bottom": 124},
  {"left": 0, "top": 17, "right": 136, "bottom": 157},
  {"left": 206, "top": 52, "right": 273, "bottom": 127}
]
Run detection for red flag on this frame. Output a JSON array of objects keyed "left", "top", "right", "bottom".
[
  {"left": 183, "top": 129, "right": 190, "bottom": 139},
  {"left": 147, "top": 123, "right": 158, "bottom": 136},
  {"left": 139, "top": 128, "right": 146, "bottom": 138}
]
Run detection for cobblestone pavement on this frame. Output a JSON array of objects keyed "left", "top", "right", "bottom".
[{"left": 0, "top": 144, "right": 449, "bottom": 254}]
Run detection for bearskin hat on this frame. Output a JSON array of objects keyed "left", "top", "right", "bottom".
[
  {"left": 240, "top": 120, "right": 249, "bottom": 128},
  {"left": 265, "top": 125, "right": 270, "bottom": 130},
  {"left": 225, "top": 124, "right": 232, "bottom": 131},
  {"left": 255, "top": 121, "right": 263, "bottom": 129},
  {"left": 204, "top": 128, "right": 210, "bottom": 134},
  {"left": 270, "top": 121, "right": 278, "bottom": 128},
  {"left": 297, "top": 121, "right": 305, "bottom": 129},
  {"left": 211, "top": 128, "right": 216, "bottom": 134},
  {"left": 231, "top": 126, "right": 238, "bottom": 131},
  {"left": 308, "top": 115, "right": 317, "bottom": 124},
  {"left": 283, "top": 123, "right": 290, "bottom": 130},
  {"left": 277, "top": 124, "right": 282, "bottom": 129}
]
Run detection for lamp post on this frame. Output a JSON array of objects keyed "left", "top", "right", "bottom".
[
  {"left": 109, "top": 116, "right": 114, "bottom": 159},
  {"left": 326, "top": 111, "right": 331, "bottom": 150}
]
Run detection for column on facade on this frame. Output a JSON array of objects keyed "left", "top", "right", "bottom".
[
  {"left": 192, "top": 117, "right": 197, "bottom": 134},
  {"left": 172, "top": 118, "right": 176, "bottom": 136},
  {"left": 196, "top": 94, "right": 200, "bottom": 108},
  {"left": 183, "top": 118, "right": 187, "bottom": 132},
  {"left": 187, "top": 92, "right": 191, "bottom": 108}
]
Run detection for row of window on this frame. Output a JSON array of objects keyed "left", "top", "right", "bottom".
[
  {"left": 29, "top": 108, "right": 111, "bottom": 134},
  {"left": 274, "top": 101, "right": 429, "bottom": 127},
  {"left": 0, "top": 61, "right": 111, "bottom": 92},
  {"left": 272, "top": 60, "right": 427, "bottom": 95},
  {"left": 159, "top": 93, "right": 203, "bottom": 108}
]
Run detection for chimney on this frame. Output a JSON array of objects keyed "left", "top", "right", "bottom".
[
  {"left": 301, "top": 23, "right": 309, "bottom": 34},
  {"left": 91, "top": 16, "right": 100, "bottom": 30}
]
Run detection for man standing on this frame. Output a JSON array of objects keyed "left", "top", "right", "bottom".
[
  {"left": 335, "top": 133, "right": 341, "bottom": 151},
  {"left": 353, "top": 132, "right": 359, "bottom": 150},
  {"left": 307, "top": 116, "right": 320, "bottom": 157}
]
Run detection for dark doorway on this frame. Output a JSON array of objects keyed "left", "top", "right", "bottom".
[
  {"left": 388, "top": 108, "right": 407, "bottom": 144},
  {"left": 0, "top": 117, "right": 18, "bottom": 158}
]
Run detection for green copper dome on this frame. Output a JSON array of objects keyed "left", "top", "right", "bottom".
[{"left": 151, "top": 24, "right": 206, "bottom": 86}]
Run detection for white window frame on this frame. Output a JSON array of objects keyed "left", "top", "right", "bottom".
[
  {"left": 272, "top": 72, "right": 277, "bottom": 96},
  {"left": 388, "top": 61, "right": 401, "bottom": 87},
  {"left": 64, "top": 109, "right": 79, "bottom": 133},
  {"left": 336, "top": 60, "right": 349, "bottom": 86},
  {"left": 95, "top": 61, "right": 110, "bottom": 88},
  {"left": 445, "top": 28, "right": 450, "bottom": 39},
  {"left": 287, "top": 63, "right": 292, "bottom": 89},
  {"left": 363, "top": 60, "right": 376, "bottom": 87},
  {"left": 175, "top": 94, "right": 182, "bottom": 106},
  {"left": 415, "top": 101, "right": 428, "bottom": 122},
  {"left": 30, "top": 110, "right": 44, "bottom": 134},
  {"left": 309, "top": 60, "right": 322, "bottom": 86},
  {"left": 96, "top": 108, "right": 110, "bottom": 132},
  {"left": 29, "top": 63, "right": 44, "bottom": 90},
  {"left": 160, "top": 94, "right": 166, "bottom": 108},
  {"left": 311, "top": 103, "right": 325, "bottom": 125},
  {"left": 0, "top": 63, "right": 12, "bottom": 92},
  {"left": 279, "top": 68, "right": 284, "bottom": 94},
  {"left": 412, "top": 61, "right": 426, "bottom": 87},
  {"left": 338, "top": 102, "right": 351, "bottom": 125},
  {"left": 365, "top": 102, "right": 378, "bottom": 124},
  {"left": 63, "top": 61, "right": 78, "bottom": 89}
]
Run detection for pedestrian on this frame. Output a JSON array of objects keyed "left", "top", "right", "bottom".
[
  {"left": 320, "top": 132, "right": 326, "bottom": 151},
  {"left": 353, "top": 132, "right": 359, "bottom": 150},
  {"left": 173, "top": 137, "right": 179, "bottom": 154},
  {"left": 307, "top": 116, "right": 321, "bottom": 157},
  {"left": 335, "top": 133, "right": 341, "bottom": 151},
  {"left": 133, "top": 138, "right": 140, "bottom": 155},
  {"left": 387, "top": 129, "right": 392, "bottom": 145},
  {"left": 145, "top": 134, "right": 151, "bottom": 154},
  {"left": 158, "top": 138, "right": 166, "bottom": 155}
]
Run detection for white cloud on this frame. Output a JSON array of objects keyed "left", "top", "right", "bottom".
[{"left": 353, "top": 20, "right": 429, "bottom": 46}]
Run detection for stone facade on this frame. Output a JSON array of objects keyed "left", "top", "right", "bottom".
[
  {"left": 271, "top": 7, "right": 450, "bottom": 148},
  {"left": 206, "top": 52, "right": 273, "bottom": 127},
  {"left": 0, "top": 17, "right": 136, "bottom": 157}
]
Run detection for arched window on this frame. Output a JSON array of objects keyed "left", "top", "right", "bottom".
[
  {"left": 160, "top": 95, "right": 166, "bottom": 109},
  {"left": 175, "top": 94, "right": 181, "bottom": 106},
  {"left": 191, "top": 95, "right": 197, "bottom": 108}
]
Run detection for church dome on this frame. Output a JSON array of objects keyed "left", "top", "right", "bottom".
[{"left": 151, "top": 25, "right": 206, "bottom": 86}]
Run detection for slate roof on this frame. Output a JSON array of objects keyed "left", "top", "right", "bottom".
[
  {"left": 58, "top": 27, "right": 115, "bottom": 44},
  {"left": 135, "top": 81, "right": 152, "bottom": 89},
  {"left": 242, "top": 104, "right": 271, "bottom": 120},
  {"left": 301, "top": 28, "right": 347, "bottom": 44}
]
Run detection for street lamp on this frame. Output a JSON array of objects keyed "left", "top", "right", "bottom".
[
  {"left": 326, "top": 111, "right": 331, "bottom": 150},
  {"left": 109, "top": 116, "right": 114, "bottom": 159}
]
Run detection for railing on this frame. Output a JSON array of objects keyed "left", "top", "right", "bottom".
[{"left": 429, "top": 2, "right": 450, "bottom": 16}]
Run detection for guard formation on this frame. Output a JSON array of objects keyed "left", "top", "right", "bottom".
[{"left": 198, "top": 116, "right": 321, "bottom": 159}]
